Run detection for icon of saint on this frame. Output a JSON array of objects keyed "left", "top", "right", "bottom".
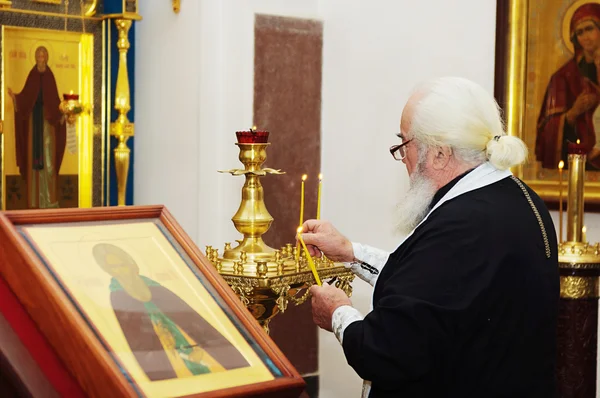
[
  {"left": 92, "top": 243, "right": 249, "bottom": 381},
  {"left": 7, "top": 46, "right": 66, "bottom": 208}
]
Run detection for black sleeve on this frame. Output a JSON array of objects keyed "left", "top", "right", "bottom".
[{"left": 342, "top": 205, "right": 492, "bottom": 389}]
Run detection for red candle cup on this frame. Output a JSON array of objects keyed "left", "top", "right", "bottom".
[
  {"left": 568, "top": 141, "right": 587, "bottom": 155},
  {"left": 63, "top": 93, "right": 80, "bottom": 101},
  {"left": 236, "top": 129, "right": 269, "bottom": 144}
]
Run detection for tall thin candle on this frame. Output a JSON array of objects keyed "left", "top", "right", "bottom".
[
  {"left": 297, "top": 227, "right": 322, "bottom": 286},
  {"left": 558, "top": 160, "right": 564, "bottom": 243},
  {"left": 316, "top": 173, "right": 323, "bottom": 220},
  {"left": 299, "top": 174, "right": 307, "bottom": 226}
]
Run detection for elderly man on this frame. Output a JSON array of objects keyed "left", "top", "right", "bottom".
[{"left": 301, "top": 77, "right": 559, "bottom": 397}]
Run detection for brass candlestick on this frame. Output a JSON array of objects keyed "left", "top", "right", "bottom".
[
  {"left": 566, "top": 151, "right": 585, "bottom": 242},
  {"left": 211, "top": 130, "right": 354, "bottom": 334}
]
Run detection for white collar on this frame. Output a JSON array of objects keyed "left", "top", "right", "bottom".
[{"left": 396, "top": 162, "right": 512, "bottom": 247}]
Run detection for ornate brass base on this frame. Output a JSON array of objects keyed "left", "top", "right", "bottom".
[{"left": 207, "top": 245, "right": 354, "bottom": 334}]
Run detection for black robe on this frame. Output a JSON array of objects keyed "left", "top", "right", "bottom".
[{"left": 343, "top": 173, "right": 559, "bottom": 397}]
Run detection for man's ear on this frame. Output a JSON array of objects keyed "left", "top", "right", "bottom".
[{"left": 432, "top": 146, "right": 452, "bottom": 170}]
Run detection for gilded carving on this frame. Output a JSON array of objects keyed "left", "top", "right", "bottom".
[{"left": 560, "top": 276, "right": 598, "bottom": 299}]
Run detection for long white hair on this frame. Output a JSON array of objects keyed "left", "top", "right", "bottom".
[{"left": 409, "top": 77, "right": 528, "bottom": 170}]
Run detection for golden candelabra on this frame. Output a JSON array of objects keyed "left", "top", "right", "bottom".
[{"left": 209, "top": 130, "right": 355, "bottom": 334}]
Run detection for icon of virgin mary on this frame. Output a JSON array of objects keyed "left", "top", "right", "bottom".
[{"left": 536, "top": 2, "right": 600, "bottom": 170}]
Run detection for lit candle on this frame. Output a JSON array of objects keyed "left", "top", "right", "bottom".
[
  {"left": 297, "top": 227, "right": 322, "bottom": 286},
  {"left": 558, "top": 160, "right": 564, "bottom": 244},
  {"left": 582, "top": 226, "right": 587, "bottom": 243},
  {"left": 299, "top": 174, "right": 307, "bottom": 226},
  {"left": 568, "top": 138, "right": 586, "bottom": 154},
  {"left": 295, "top": 225, "right": 301, "bottom": 264},
  {"left": 316, "top": 173, "right": 323, "bottom": 220},
  {"left": 295, "top": 174, "right": 308, "bottom": 264}
]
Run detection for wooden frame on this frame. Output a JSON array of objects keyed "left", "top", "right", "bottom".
[
  {"left": 0, "top": 205, "right": 305, "bottom": 398},
  {"left": 495, "top": 0, "right": 600, "bottom": 209}
]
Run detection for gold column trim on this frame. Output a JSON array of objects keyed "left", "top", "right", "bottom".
[
  {"left": 85, "top": 0, "right": 99, "bottom": 17},
  {"left": 504, "top": 0, "right": 527, "bottom": 178},
  {"left": 560, "top": 276, "right": 599, "bottom": 299},
  {"left": 109, "top": 18, "right": 134, "bottom": 206},
  {"left": 103, "top": 13, "right": 142, "bottom": 21},
  {"left": 173, "top": 0, "right": 181, "bottom": 13},
  {"left": 0, "top": 8, "right": 102, "bottom": 19}
]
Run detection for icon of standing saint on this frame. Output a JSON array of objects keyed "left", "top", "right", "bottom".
[{"left": 7, "top": 45, "right": 66, "bottom": 209}]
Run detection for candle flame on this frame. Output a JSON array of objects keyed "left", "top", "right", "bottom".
[
  {"left": 69, "top": 90, "right": 73, "bottom": 95},
  {"left": 297, "top": 226, "right": 303, "bottom": 233},
  {"left": 319, "top": 173, "right": 323, "bottom": 180},
  {"left": 302, "top": 174, "right": 308, "bottom": 181},
  {"left": 583, "top": 226, "right": 587, "bottom": 233},
  {"left": 558, "top": 160, "right": 564, "bottom": 169},
  {"left": 252, "top": 125, "right": 257, "bottom": 130},
  {"left": 577, "top": 139, "right": 581, "bottom": 144}
]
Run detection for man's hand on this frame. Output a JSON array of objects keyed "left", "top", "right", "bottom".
[
  {"left": 297, "top": 220, "right": 354, "bottom": 262},
  {"left": 310, "top": 284, "right": 352, "bottom": 332}
]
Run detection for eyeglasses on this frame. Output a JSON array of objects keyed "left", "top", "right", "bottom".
[{"left": 389, "top": 139, "right": 413, "bottom": 161}]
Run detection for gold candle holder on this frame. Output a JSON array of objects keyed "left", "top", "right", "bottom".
[
  {"left": 558, "top": 160, "right": 564, "bottom": 243},
  {"left": 59, "top": 92, "right": 84, "bottom": 125},
  {"left": 566, "top": 145, "right": 585, "bottom": 243},
  {"left": 213, "top": 130, "right": 354, "bottom": 334},
  {"left": 222, "top": 142, "right": 278, "bottom": 262}
]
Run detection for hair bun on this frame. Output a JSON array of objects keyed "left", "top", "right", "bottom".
[{"left": 486, "top": 135, "right": 528, "bottom": 170}]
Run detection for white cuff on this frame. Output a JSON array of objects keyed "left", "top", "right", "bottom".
[
  {"left": 351, "top": 242, "right": 390, "bottom": 268},
  {"left": 332, "top": 305, "right": 364, "bottom": 345},
  {"left": 343, "top": 242, "right": 390, "bottom": 286}
]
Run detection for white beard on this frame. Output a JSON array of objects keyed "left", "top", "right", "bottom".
[{"left": 395, "top": 167, "right": 437, "bottom": 236}]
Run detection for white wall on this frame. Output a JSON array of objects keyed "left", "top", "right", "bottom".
[
  {"left": 135, "top": 0, "right": 319, "bottom": 248},
  {"left": 134, "top": 0, "right": 203, "bottom": 239},
  {"left": 135, "top": 1, "right": 597, "bottom": 397}
]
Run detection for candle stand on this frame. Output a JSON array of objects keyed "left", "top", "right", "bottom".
[
  {"left": 209, "top": 130, "right": 355, "bottom": 334},
  {"left": 557, "top": 142, "right": 600, "bottom": 396}
]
